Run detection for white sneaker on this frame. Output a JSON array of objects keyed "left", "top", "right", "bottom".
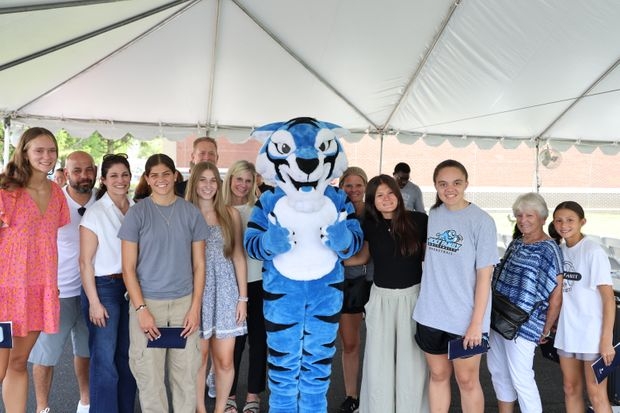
[
  {"left": 206, "top": 370, "right": 216, "bottom": 399},
  {"left": 39, "top": 409, "right": 50, "bottom": 413},
  {"left": 76, "top": 401, "right": 90, "bottom": 413}
]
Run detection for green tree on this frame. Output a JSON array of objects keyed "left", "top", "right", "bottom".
[
  {"left": 55, "top": 130, "right": 162, "bottom": 166},
  {"left": 2, "top": 126, "right": 163, "bottom": 170},
  {"left": 136, "top": 137, "right": 163, "bottom": 158}
]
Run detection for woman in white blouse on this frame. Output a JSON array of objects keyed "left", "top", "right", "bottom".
[{"left": 79, "top": 154, "right": 136, "bottom": 413}]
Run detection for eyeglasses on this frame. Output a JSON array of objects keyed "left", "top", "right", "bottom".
[{"left": 78, "top": 206, "right": 86, "bottom": 216}]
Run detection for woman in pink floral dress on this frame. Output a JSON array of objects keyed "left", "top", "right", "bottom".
[{"left": 0, "top": 127, "right": 69, "bottom": 412}]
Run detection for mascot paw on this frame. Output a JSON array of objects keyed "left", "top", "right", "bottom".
[
  {"left": 322, "top": 211, "right": 353, "bottom": 252},
  {"left": 264, "top": 213, "right": 293, "bottom": 255}
]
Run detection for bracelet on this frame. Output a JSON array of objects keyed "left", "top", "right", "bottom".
[
  {"left": 238, "top": 296, "right": 249, "bottom": 302},
  {"left": 135, "top": 304, "right": 147, "bottom": 312},
  {"left": 542, "top": 330, "right": 551, "bottom": 338}
]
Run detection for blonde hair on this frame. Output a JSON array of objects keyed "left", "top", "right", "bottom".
[
  {"left": 186, "top": 161, "right": 235, "bottom": 257},
  {"left": 339, "top": 166, "right": 368, "bottom": 188},
  {"left": 222, "top": 160, "right": 257, "bottom": 207}
]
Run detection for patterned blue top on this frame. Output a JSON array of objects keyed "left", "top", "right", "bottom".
[{"left": 493, "top": 238, "right": 563, "bottom": 342}]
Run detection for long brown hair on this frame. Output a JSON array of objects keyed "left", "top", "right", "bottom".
[
  {"left": 0, "top": 127, "right": 58, "bottom": 189},
  {"left": 186, "top": 161, "right": 235, "bottom": 257},
  {"left": 365, "top": 174, "right": 422, "bottom": 256}
]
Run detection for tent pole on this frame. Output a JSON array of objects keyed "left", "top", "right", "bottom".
[
  {"left": 2, "top": 117, "right": 10, "bottom": 169},
  {"left": 535, "top": 138, "right": 540, "bottom": 193},
  {"left": 0, "top": 0, "right": 192, "bottom": 72},
  {"left": 232, "top": 0, "right": 377, "bottom": 130},
  {"left": 382, "top": 0, "right": 460, "bottom": 129},
  {"left": 379, "top": 132, "right": 384, "bottom": 173},
  {"left": 0, "top": 1, "right": 120, "bottom": 14},
  {"left": 205, "top": 0, "right": 221, "bottom": 129},
  {"left": 14, "top": 1, "right": 199, "bottom": 112}
]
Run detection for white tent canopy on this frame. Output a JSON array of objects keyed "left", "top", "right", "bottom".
[{"left": 2, "top": 0, "right": 620, "bottom": 153}]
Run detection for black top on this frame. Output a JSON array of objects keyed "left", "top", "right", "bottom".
[
  {"left": 174, "top": 180, "right": 188, "bottom": 197},
  {"left": 363, "top": 211, "right": 427, "bottom": 289}
]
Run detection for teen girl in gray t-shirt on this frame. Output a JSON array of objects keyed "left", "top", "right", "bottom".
[{"left": 413, "top": 159, "right": 498, "bottom": 413}]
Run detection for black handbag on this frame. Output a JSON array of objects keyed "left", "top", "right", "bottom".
[
  {"left": 491, "top": 290, "right": 530, "bottom": 340},
  {"left": 490, "top": 241, "right": 532, "bottom": 340}
]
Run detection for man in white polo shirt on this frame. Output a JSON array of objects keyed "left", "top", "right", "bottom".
[{"left": 29, "top": 151, "right": 97, "bottom": 413}]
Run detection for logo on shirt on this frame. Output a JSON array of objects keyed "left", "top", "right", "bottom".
[
  {"left": 562, "top": 260, "right": 581, "bottom": 292},
  {"left": 428, "top": 229, "right": 463, "bottom": 253}
]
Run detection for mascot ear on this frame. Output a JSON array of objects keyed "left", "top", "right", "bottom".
[
  {"left": 251, "top": 121, "right": 286, "bottom": 143},
  {"left": 321, "top": 122, "right": 350, "bottom": 140}
]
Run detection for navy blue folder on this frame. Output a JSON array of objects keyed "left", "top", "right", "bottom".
[
  {"left": 0, "top": 321, "right": 13, "bottom": 349},
  {"left": 146, "top": 327, "right": 187, "bottom": 349},
  {"left": 448, "top": 335, "right": 490, "bottom": 360},
  {"left": 591, "top": 342, "right": 620, "bottom": 384}
]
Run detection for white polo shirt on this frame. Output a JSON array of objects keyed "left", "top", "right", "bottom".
[
  {"left": 57, "top": 187, "right": 97, "bottom": 298},
  {"left": 80, "top": 192, "right": 134, "bottom": 277}
]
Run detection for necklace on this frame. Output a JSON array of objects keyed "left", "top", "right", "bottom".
[
  {"left": 382, "top": 217, "right": 392, "bottom": 233},
  {"left": 153, "top": 198, "right": 176, "bottom": 226}
]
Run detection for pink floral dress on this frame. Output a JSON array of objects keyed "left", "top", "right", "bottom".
[{"left": 0, "top": 184, "right": 69, "bottom": 337}]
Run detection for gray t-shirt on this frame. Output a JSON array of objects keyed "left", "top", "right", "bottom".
[
  {"left": 413, "top": 203, "right": 498, "bottom": 335},
  {"left": 400, "top": 181, "right": 425, "bottom": 212},
  {"left": 118, "top": 197, "right": 208, "bottom": 300}
]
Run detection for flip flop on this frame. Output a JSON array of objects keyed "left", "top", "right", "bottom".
[
  {"left": 224, "top": 397, "right": 238, "bottom": 413},
  {"left": 243, "top": 400, "right": 260, "bottom": 413}
]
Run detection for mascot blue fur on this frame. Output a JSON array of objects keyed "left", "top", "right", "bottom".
[{"left": 244, "top": 117, "right": 363, "bottom": 413}]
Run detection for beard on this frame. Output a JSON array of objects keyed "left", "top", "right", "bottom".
[{"left": 69, "top": 179, "right": 95, "bottom": 194}]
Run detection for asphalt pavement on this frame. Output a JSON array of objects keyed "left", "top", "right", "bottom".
[{"left": 1, "top": 324, "right": 571, "bottom": 413}]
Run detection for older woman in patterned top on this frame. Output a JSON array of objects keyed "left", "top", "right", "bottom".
[{"left": 486, "top": 192, "right": 563, "bottom": 413}]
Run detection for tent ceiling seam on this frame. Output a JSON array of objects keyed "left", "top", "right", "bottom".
[
  {"left": 231, "top": 0, "right": 378, "bottom": 129},
  {"left": 412, "top": 87, "right": 620, "bottom": 132},
  {"left": 0, "top": 0, "right": 121, "bottom": 14},
  {"left": 12, "top": 111, "right": 619, "bottom": 148},
  {"left": 15, "top": 0, "right": 200, "bottom": 112},
  {"left": 0, "top": 0, "right": 192, "bottom": 72},
  {"left": 534, "top": 56, "right": 620, "bottom": 142},
  {"left": 381, "top": 0, "right": 461, "bottom": 131}
]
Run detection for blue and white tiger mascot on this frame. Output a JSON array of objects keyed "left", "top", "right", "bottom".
[{"left": 244, "top": 117, "right": 363, "bottom": 413}]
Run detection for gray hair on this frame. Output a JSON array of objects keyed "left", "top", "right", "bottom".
[{"left": 512, "top": 192, "right": 549, "bottom": 219}]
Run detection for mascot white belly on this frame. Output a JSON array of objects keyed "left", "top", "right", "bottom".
[{"left": 273, "top": 196, "right": 338, "bottom": 281}]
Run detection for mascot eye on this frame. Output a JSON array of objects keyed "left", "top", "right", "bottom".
[
  {"left": 318, "top": 139, "right": 335, "bottom": 152},
  {"left": 275, "top": 143, "right": 292, "bottom": 155}
]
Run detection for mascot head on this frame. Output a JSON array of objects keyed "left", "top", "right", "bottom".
[{"left": 252, "top": 117, "right": 349, "bottom": 212}]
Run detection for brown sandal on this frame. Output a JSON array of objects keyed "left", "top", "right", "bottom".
[{"left": 243, "top": 400, "right": 260, "bottom": 413}]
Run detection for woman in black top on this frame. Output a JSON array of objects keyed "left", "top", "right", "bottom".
[{"left": 357, "top": 174, "right": 428, "bottom": 413}]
